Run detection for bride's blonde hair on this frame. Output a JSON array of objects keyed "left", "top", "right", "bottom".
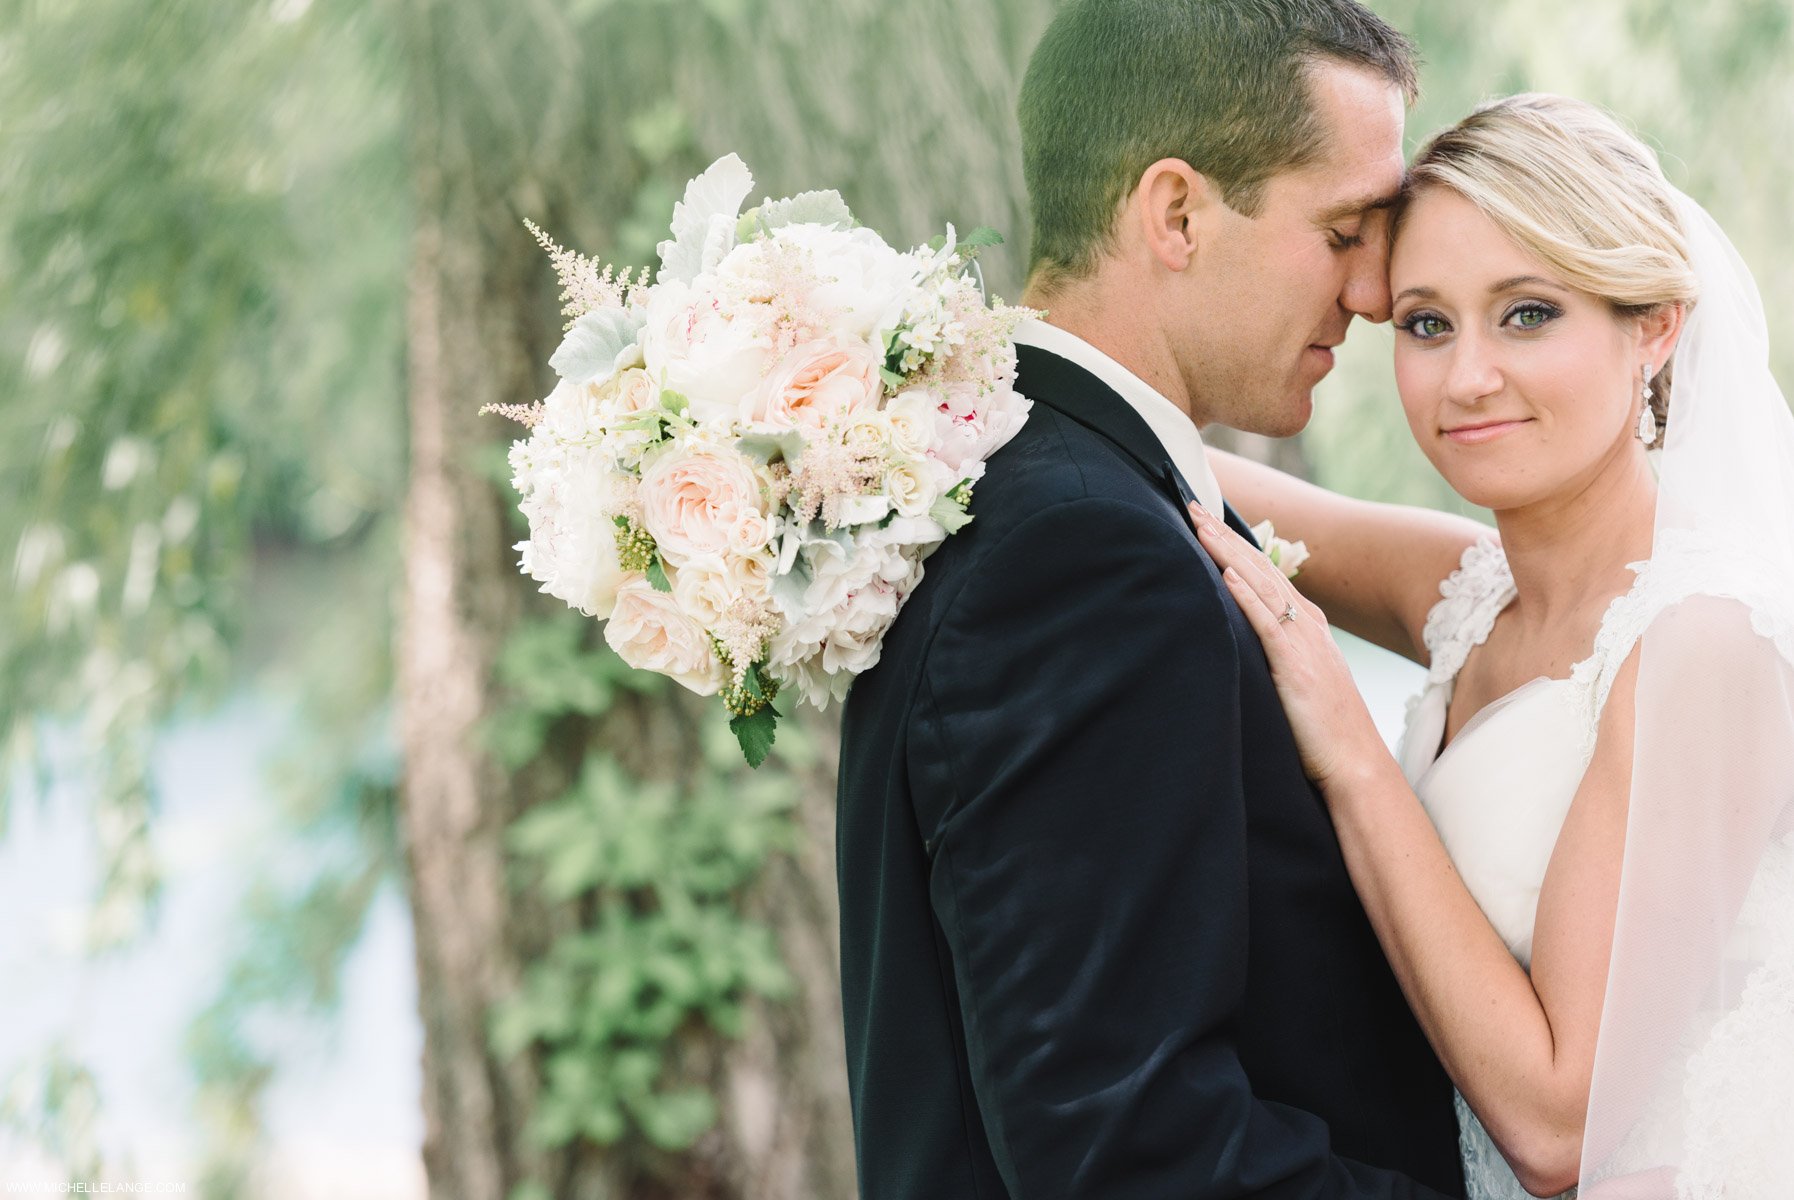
[{"left": 1395, "top": 93, "right": 1699, "bottom": 445}]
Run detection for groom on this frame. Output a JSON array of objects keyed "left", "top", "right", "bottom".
[{"left": 838, "top": 1, "right": 1465, "bottom": 1196}]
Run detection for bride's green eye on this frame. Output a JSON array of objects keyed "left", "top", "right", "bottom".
[
  {"left": 1398, "top": 312, "right": 1450, "bottom": 340},
  {"left": 1505, "top": 301, "right": 1562, "bottom": 331}
]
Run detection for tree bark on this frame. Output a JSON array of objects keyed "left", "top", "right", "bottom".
[{"left": 397, "top": 2, "right": 857, "bottom": 1196}]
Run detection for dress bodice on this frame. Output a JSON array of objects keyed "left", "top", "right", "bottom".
[{"left": 1397, "top": 539, "right": 1642, "bottom": 971}]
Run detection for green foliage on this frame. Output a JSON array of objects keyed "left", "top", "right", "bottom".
[
  {"left": 730, "top": 704, "right": 779, "bottom": 768},
  {"left": 485, "top": 611, "right": 659, "bottom": 770},
  {"left": 493, "top": 751, "right": 797, "bottom": 1150},
  {"left": 0, "top": 1046, "right": 105, "bottom": 1179}
]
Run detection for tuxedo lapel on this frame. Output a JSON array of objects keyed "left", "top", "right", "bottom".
[
  {"left": 1015, "top": 344, "right": 1200, "bottom": 538},
  {"left": 1014, "top": 344, "right": 1259, "bottom": 548}
]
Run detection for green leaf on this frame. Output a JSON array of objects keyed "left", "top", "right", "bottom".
[
  {"left": 659, "top": 389, "right": 688, "bottom": 415},
  {"left": 929, "top": 494, "right": 974, "bottom": 534},
  {"left": 959, "top": 225, "right": 1003, "bottom": 249},
  {"left": 730, "top": 706, "right": 778, "bottom": 768},
  {"left": 646, "top": 556, "right": 671, "bottom": 592},
  {"left": 632, "top": 1088, "right": 717, "bottom": 1150},
  {"left": 755, "top": 189, "right": 855, "bottom": 232},
  {"left": 736, "top": 430, "right": 806, "bottom": 465},
  {"left": 880, "top": 366, "right": 907, "bottom": 390}
]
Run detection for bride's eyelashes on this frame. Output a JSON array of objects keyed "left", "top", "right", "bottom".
[
  {"left": 1500, "top": 299, "right": 1564, "bottom": 331},
  {"left": 1394, "top": 299, "right": 1566, "bottom": 342},
  {"left": 1396, "top": 309, "right": 1450, "bottom": 340}
]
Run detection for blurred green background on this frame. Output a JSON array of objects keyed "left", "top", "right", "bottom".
[{"left": 2, "top": 1, "right": 1789, "bottom": 1197}]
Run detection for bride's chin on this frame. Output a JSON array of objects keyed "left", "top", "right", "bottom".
[{"left": 1430, "top": 465, "right": 1538, "bottom": 514}]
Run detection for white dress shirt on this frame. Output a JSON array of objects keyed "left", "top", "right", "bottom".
[{"left": 1010, "top": 317, "right": 1225, "bottom": 514}]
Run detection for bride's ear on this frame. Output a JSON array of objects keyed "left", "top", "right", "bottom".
[
  {"left": 1637, "top": 301, "right": 1687, "bottom": 369},
  {"left": 1132, "top": 158, "right": 1217, "bottom": 273}
]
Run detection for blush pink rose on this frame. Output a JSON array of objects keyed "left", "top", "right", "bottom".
[
  {"left": 603, "top": 579, "right": 727, "bottom": 696},
  {"left": 744, "top": 338, "right": 883, "bottom": 430},
  {"left": 638, "top": 441, "right": 767, "bottom": 567}
]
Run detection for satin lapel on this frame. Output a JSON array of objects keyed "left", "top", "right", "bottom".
[{"left": 1015, "top": 344, "right": 1200, "bottom": 538}]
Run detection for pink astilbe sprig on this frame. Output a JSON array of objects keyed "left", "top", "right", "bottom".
[
  {"left": 524, "top": 218, "right": 647, "bottom": 329},
  {"left": 479, "top": 400, "right": 545, "bottom": 428},
  {"left": 772, "top": 441, "right": 885, "bottom": 528}
]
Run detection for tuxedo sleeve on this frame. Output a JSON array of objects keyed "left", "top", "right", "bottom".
[{"left": 908, "top": 497, "right": 1450, "bottom": 1200}]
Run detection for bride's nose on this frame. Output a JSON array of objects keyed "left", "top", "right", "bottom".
[{"left": 1442, "top": 332, "right": 1504, "bottom": 406}]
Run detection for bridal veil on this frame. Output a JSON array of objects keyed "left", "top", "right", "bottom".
[{"left": 1579, "top": 188, "right": 1794, "bottom": 1197}]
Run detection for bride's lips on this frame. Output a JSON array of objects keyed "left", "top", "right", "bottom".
[{"left": 1443, "top": 418, "right": 1532, "bottom": 445}]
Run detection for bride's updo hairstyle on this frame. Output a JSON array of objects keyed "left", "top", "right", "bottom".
[{"left": 1393, "top": 94, "right": 1699, "bottom": 447}]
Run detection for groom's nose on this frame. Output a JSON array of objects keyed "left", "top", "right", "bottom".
[{"left": 1339, "top": 241, "right": 1394, "bottom": 324}]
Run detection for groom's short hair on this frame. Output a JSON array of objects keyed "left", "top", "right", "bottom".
[{"left": 1018, "top": 0, "right": 1418, "bottom": 284}]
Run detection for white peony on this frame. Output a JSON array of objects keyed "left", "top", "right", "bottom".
[
  {"left": 638, "top": 278, "right": 774, "bottom": 424},
  {"left": 762, "top": 223, "right": 916, "bottom": 344},
  {"left": 510, "top": 434, "right": 631, "bottom": 620}
]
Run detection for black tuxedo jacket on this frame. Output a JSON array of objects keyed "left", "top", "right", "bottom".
[{"left": 835, "top": 345, "right": 1466, "bottom": 1199}]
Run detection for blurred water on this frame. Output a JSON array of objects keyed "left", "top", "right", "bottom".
[{"left": 0, "top": 697, "right": 423, "bottom": 1198}]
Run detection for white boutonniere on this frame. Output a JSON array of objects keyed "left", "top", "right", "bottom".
[{"left": 1250, "top": 519, "right": 1309, "bottom": 580}]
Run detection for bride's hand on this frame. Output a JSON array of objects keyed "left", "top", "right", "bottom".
[{"left": 1189, "top": 504, "right": 1387, "bottom": 792}]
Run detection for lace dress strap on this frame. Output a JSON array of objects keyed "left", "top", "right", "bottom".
[
  {"left": 1568, "top": 528, "right": 1794, "bottom": 754},
  {"left": 1421, "top": 537, "right": 1516, "bottom": 687}
]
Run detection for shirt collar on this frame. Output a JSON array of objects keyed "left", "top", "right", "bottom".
[{"left": 1011, "top": 317, "right": 1224, "bottom": 513}]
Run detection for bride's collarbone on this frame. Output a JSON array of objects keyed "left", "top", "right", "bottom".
[{"left": 1443, "top": 615, "right": 1600, "bottom": 743}]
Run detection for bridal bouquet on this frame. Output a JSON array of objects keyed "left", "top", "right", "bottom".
[{"left": 489, "top": 155, "right": 1033, "bottom": 766}]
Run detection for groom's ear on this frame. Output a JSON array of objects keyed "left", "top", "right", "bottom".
[{"left": 1132, "top": 158, "right": 1219, "bottom": 274}]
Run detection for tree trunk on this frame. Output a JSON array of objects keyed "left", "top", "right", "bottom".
[{"left": 397, "top": 2, "right": 857, "bottom": 1196}]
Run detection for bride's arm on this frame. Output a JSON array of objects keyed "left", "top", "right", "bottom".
[
  {"left": 1209, "top": 448, "right": 1489, "bottom": 664},
  {"left": 1320, "top": 656, "right": 1634, "bottom": 1198},
  {"left": 1194, "top": 505, "right": 1628, "bottom": 1198}
]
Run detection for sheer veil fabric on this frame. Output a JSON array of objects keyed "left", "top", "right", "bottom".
[{"left": 1579, "top": 190, "right": 1794, "bottom": 1197}]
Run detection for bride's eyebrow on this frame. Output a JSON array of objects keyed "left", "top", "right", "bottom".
[
  {"left": 1394, "top": 284, "right": 1439, "bottom": 305},
  {"left": 1489, "top": 274, "right": 1565, "bottom": 295}
]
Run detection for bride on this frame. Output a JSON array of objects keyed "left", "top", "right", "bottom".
[{"left": 1196, "top": 94, "right": 1794, "bottom": 1199}]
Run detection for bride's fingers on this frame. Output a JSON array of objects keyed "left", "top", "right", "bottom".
[
  {"left": 1219, "top": 565, "right": 1291, "bottom": 651},
  {"left": 1191, "top": 506, "right": 1294, "bottom": 615}
]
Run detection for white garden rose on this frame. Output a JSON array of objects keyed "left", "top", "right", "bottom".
[
  {"left": 638, "top": 278, "right": 774, "bottom": 424},
  {"left": 670, "top": 561, "right": 734, "bottom": 632},
  {"left": 608, "top": 367, "right": 660, "bottom": 417},
  {"left": 884, "top": 389, "right": 934, "bottom": 456},
  {"left": 638, "top": 440, "right": 768, "bottom": 567},
  {"left": 604, "top": 579, "right": 727, "bottom": 696},
  {"left": 744, "top": 337, "right": 882, "bottom": 431},
  {"left": 885, "top": 458, "right": 938, "bottom": 518},
  {"left": 671, "top": 552, "right": 775, "bottom": 631},
  {"left": 838, "top": 408, "right": 892, "bottom": 457},
  {"left": 726, "top": 507, "right": 777, "bottom": 557}
]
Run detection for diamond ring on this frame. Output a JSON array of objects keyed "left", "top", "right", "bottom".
[{"left": 1278, "top": 602, "right": 1299, "bottom": 624}]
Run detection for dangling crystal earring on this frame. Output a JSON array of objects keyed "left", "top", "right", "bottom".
[{"left": 1636, "top": 364, "right": 1658, "bottom": 445}]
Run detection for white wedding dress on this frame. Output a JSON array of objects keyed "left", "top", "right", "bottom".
[
  {"left": 1397, "top": 535, "right": 1794, "bottom": 1200},
  {"left": 1397, "top": 537, "right": 1612, "bottom": 1200}
]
